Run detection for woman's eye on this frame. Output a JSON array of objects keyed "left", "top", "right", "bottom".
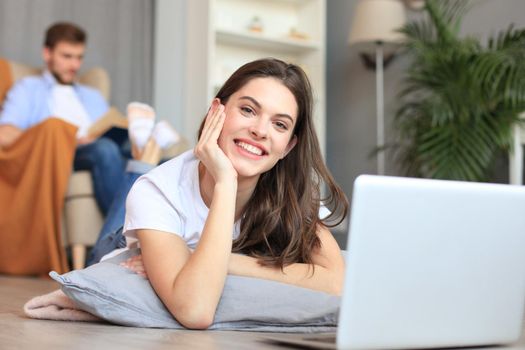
[
  {"left": 275, "top": 121, "right": 288, "bottom": 130},
  {"left": 240, "top": 106, "right": 254, "bottom": 115}
]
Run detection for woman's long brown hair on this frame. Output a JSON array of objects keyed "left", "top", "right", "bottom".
[{"left": 198, "top": 58, "right": 348, "bottom": 268}]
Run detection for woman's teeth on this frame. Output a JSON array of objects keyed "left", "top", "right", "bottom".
[{"left": 237, "top": 141, "right": 263, "bottom": 156}]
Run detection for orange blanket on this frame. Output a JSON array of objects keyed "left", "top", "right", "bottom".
[
  {"left": 0, "top": 118, "right": 77, "bottom": 276},
  {"left": 0, "top": 57, "right": 11, "bottom": 103}
]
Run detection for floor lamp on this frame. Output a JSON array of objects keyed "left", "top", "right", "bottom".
[{"left": 348, "top": 0, "right": 406, "bottom": 175}]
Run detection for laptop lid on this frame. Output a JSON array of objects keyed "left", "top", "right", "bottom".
[{"left": 338, "top": 175, "right": 525, "bottom": 349}]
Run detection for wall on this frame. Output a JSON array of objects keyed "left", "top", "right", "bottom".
[
  {"left": 153, "top": 0, "right": 187, "bottom": 130},
  {"left": 0, "top": 0, "right": 153, "bottom": 111},
  {"left": 326, "top": 0, "right": 525, "bottom": 240},
  {"left": 152, "top": 0, "right": 210, "bottom": 141}
]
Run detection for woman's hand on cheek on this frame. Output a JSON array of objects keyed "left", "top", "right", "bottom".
[{"left": 194, "top": 99, "right": 237, "bottom": 184}]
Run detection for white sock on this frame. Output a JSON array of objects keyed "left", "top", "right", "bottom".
[
  {"left": 129, "top": 119, "right": 154, "bottom": 149},
  {"left": 127, "top": 102, "right": 155, "bottom": 150},
  {"left": 152, "top": 120, "right": 180, "bottom": 149}
]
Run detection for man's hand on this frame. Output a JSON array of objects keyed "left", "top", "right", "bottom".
[
  {"left": 77, "top": 135, "right": 96, "bottom": 145},
  {"left": 0, "top": 124, "right": 23, "bottom": 148}
]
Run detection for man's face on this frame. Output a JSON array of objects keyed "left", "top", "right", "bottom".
[{"left": 43, "top": 41, "right": 85, "bottom": 84}]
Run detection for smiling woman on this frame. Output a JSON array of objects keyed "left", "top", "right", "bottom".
[
  {"left": 215, "top": 78, "right": 298, "bottom": 179},
  {"left": 94, "top": 58, "right": 349, "bottom": 330}
]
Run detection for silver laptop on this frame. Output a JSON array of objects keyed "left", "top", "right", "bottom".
[{"left": 265, "top": 175, "right": 525, "bottom": 349}]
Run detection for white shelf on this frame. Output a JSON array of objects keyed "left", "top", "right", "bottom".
[
  {"left": 216, "top": 28, "right": 319, "bottom": 53},
  {"left": 179, "top": 0, "right": 326, "bottom": 155}
]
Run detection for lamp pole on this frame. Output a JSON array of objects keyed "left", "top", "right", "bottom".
[
  {"left": 348, "top": 0, "right": 406, "bottom": 176},
  {"left": 375, "top": 42, "right": 385, "bottom": 175}
]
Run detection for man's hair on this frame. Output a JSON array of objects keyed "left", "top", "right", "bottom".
[{"left": 44, "top": 22, "right": 86, "bottom": 49}]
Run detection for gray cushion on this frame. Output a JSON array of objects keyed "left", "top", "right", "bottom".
[{"left": 50, "top": 249, "right": 340, "bottom": 332}]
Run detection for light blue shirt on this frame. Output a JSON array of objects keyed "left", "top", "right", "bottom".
[{"left": 0, "top": 71, "right": 108, "bottom": 130}]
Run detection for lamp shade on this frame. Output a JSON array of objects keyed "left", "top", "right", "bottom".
[{"left": 349, "top": 0, "right": 406, "bottom": 48}]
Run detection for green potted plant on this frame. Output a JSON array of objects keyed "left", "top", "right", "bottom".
[{"left": 394, "top": 0, "right": 525, "bottom": 181}]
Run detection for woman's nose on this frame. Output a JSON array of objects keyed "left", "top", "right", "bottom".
[{"left": 249, "top": 120, "right": 268, "bottom": 139}]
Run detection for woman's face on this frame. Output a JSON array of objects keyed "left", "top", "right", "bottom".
[{"left": 218, "top": 77, "right": 298, "bottom": 180}]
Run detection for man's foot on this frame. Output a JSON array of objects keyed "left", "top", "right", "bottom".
[{"left": 127, "top": 102, "right": 155, "bottom": 151}]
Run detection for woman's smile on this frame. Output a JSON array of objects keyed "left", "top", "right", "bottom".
[{"left": 234, "top": 139, "right": 267, "bottom": 158}]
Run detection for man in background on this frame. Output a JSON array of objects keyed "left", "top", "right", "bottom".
[{"left": 0, "top": 22, "right": 124, "bottom": 215}]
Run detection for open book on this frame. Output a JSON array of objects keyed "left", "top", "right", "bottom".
[
  {"left": 88, "top": 106, "right": 128, "bottom": 146},
  {"left": 88, "top": 106, "right": 128, "bottom": 139}
]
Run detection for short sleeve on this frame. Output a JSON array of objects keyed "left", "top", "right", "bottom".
[{"left": 123, "top": 176, "right": 184, "bottom": 241}]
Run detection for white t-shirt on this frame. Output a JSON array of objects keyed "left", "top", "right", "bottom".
[
  {"left": 123, "top": 150, "right": 241, "bottom": 249},
  {"left": 123, "top": 150, "right": 331, "bottom": 249},
  {"left": 50, "top": 84, "right": 92, "bottom": 138}
]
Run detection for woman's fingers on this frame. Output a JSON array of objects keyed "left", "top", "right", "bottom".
[
  {"left": 208, "top": 109, "right": 225, "bottom": 142},
  {"left": 200, "top": 100, "right": 221, "bottom": 140},
  {"left": 117, "top": 255, "right": 148, "bottom": 279},
  {"left": 120, "top": 255, "right": 145, "bottom": 272},
  {"left": 196, "top": 99, "right": 226, "bottom": 158},
  {"left": 194, "top": 99, "right": 237, "bottom": 183},
  {"left": 200, "top": 102, "right": 224, "bottom": 144}
]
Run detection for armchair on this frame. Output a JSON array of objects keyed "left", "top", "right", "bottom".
[{"left": 1, "top": 58, "right": 106, "bottom": 270}]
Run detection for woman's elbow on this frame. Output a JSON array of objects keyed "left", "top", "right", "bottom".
[
  {"left": 329, "top": 269, "right": 345, "bottom": 296},
  {"left": 170, "top": 305, "right": 215, "bottom": 330},
  {"left": 179, "top": 316, "right": 214, "bottom": 330},
  {"left": 331, "top": 279, "right": 343, "bottom": 296}
]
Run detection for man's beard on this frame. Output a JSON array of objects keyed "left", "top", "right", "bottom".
[
  {"left": 47, "top": 60, "right": 75, "bottom": 85},
  {"left": 49, "top": 67, "right": 75, "bottom": 85}
]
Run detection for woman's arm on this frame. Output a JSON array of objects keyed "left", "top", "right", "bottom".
[
  {"left": 137, "top": 182, "right": 237, "bottom": 331},
  {"left": 137, "top": 100, "right": 237, "bottom": 330},
  {"left": 227, "top": 225, "right": 345, "bottom": 295}
]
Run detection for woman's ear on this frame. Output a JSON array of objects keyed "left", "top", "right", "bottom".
[{"left": 281, "top": 135, "right": 298, "bottom": 159}]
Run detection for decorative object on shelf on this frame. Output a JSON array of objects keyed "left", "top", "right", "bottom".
[
  {"left": 247, "top": 16, "right": 263, "bottom": 33},
  {"left": 288, "top": 27, "right": 309, "bottom": 41},
  {"left": 348, "top": 0, "right": 406, "bottom": 175},
  {"left": 393, "top": 0, "right": 525, "bottom": 182}
]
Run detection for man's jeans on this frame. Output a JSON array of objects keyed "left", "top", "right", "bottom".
[
  {"left": 74, "top": 137, "right": 125, "bottom": 215},
  {"left": 86, "top": 160, "right": 154, "bottom": 266}
]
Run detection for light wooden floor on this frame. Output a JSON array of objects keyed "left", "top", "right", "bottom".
[
  {"left": 3, "top": 275, "right": 525, "bottom": 350},
  {"left": 0, "top": 276, "right": 302, "bottom": 350}
]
